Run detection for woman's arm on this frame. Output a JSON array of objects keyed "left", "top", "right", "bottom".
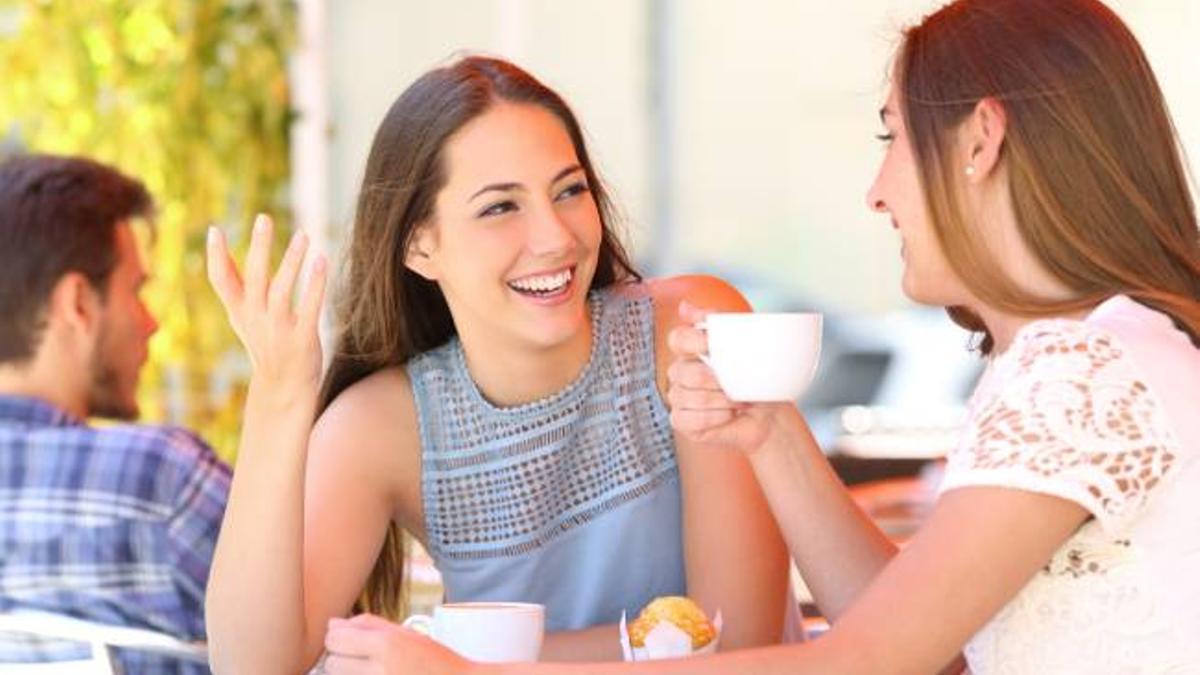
[
  {"left": 743, "top": 418, "right": 966, "bottom": 672},
  {"left": 804, "top": 485, "right": 1088, "bottom": 673},
  {"left": 324, "top": 485, "right": 1087, "bottom": 675},
  {"left": 204, "top": 217, "right": 420, "bottom": 673},
  {"left": 206, "top": 378, "right": 316, "bottom": 673},
  {"left": 204, "top": 217, "right": 325, "bottom": 673},
  {"left": 209, "top": 368, "right": 419, "bottom": 674},
  {"left": 321, "top": 294, "right": 1100, "bottom": 674},
  {"left": 741, "top": 407, "right": 897, "bottom": 621},
  {"left": 664, "top": 293, "right": 894, "bottom": 623},
  {"left": 297, "top": 369, "right": 424, "bottom": 665}
]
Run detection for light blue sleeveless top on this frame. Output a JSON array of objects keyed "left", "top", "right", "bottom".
[{"left": 407, "top": 287, "right": 684, "bottom": 632}]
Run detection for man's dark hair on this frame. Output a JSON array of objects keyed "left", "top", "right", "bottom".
[{"left": 0, "top": 154, "right": 153, "bottom": 364}]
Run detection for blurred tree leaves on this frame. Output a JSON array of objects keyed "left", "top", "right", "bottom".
[{"left": 0, "top": 0, "right": 296, "bottom": 461}]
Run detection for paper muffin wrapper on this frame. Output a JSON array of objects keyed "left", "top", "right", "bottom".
[{"left": 619, "top": 609, "right": 723, "bottom": 661}]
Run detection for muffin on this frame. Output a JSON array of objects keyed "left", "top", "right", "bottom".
[{"left": 627, "top": 596, "right": 716, "bottom": 649}]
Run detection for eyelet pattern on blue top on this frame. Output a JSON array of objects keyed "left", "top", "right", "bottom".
[{"left": 407, "top": 286, "right": 685, "bottom": 631}]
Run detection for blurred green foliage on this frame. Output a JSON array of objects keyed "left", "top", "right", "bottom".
[{"left": 0, "top": 0, "right": 296, "bottom": 461}]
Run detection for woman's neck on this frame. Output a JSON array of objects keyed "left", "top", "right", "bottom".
[
  {"left": 455, "top": 310, "right": 595, "bottom": 408},
  {"left": 974, "top": 302, "right": 1097, "bottom": 356},
  {"left": 963, "top": 198, "right": 1097, "bottom": 355}
]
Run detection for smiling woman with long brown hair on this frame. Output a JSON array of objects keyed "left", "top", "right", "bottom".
[
  {"left": 203, "top": 56, "right": 796, "bottom": 674},
  {"left": 326, "top": 1, "right": 1200, "bottom": 673}
]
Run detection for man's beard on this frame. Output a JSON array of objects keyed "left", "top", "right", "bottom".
[{"left": 85, "top": 324, "right": 139, "bottom": 420}]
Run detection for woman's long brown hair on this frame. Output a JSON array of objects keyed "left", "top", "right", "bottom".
[
  {"left": 898, "top": 0, "right": 1200, "bottom": 354},
  {"left": 318, "top": 57, "right": 640, "bottom": 619}
]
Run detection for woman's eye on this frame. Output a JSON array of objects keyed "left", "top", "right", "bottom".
[
  {"left": 875, "top": 132, "right": 896, "bottom": 144},
  {"left": 555, "top": 181, "right": 589, "bottom": 202},
  {"left": 478, "top": 200, "right": 517, "bottom": 218}
]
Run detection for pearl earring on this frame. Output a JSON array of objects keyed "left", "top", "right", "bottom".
[{"left": 965, "top": 165, "right": 976, "bottom": 177}]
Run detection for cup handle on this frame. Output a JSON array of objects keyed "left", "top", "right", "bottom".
[{"left": 401, "top": 614, "right": 434, "bottom": 636}]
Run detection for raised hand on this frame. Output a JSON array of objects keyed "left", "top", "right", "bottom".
[
  {"left": 666, "top": 301, "right": 791, "bottom": 454},
  {"left": 206, "top": 213, "right": 327, "bottom": 392}
]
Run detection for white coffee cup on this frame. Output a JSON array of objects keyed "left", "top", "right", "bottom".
[
  {"left": 698, "top": 312, "right": 822, "bottom": 402},
  {"left": 402, "top": 602, "right": 545, "bottom": 663}
]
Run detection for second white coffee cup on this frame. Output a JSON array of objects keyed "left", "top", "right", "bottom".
[
  {"left": 698, "top": 312, "right": 822, "bottom": 402},
  {"left": 402, "top": 601, "right": 545, "bottom": 663}
]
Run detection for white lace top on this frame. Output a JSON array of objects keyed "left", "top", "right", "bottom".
[{"left": 939, "top": 296, "right": 1200, "bottom": 675}]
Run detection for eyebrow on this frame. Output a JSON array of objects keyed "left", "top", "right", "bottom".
[
  {"left": 467, "top": 165, "right": 585, "bottom": 202},
  {"left": 878, "top": 106, "right": 896, "bottom": 124}
]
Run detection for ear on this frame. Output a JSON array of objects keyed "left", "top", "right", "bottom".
[
  {"left": 403, "top": 222, "right": 440, "bottom": 281},
  {"left": 48, "top": 272, "right": 104, "bottom": 340},
  {"left": 963, "top": 97, "right": 1007, "bottom": 182}
]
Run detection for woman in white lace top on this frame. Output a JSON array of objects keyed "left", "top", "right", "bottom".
[{"left": 323, "top": 0, "right": 1200, "bottom": 673}]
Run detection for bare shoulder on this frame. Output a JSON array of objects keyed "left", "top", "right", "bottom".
[
  {"left": 624, "top": 276, "right": 750, "bottom": 391},
  {"left": 640, "top": 275, "right": 752, "bottom": 335},
  {"left": 309, "top": 367, "right": 422, "bottom": 521},
  {"left": 314, "top": 367, "right": 417, "bottom": 442}
]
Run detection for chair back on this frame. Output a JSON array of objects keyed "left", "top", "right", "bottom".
[{"left": 0, "top": 611, "right": 207, "bottom": 674}]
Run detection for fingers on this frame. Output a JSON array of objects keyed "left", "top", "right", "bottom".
[
  {"left": 667, "top": 373, "right": 745, "bottom": 431},
  {"left": 345, "top": 613, "right": 394, "bottom": 630},
  {"left": 209, "top": 216, "right": 327, "bottom": 325},
  {"left": 267, "top": 229, "right": 310, "bottom": 314},
  {"left": 667, "top": 359, "right": 722, "bottom": 391},
  {"left": 670, "top": 406, "right": 739, "bottom": 434},
  {"left": 671, "top": 407, "right": 769, "bottom": 449},
  {"left": 669, "top": 301, "right": 715, "bottom": 359},
  {"left": 666, "top": 349, "right": 736, "bottom": 420},
  {"left": 668, "top": 323, "right": 709, "bottom": 359},
  {"left": 206, "top": 226, "right": 244, "bottom": 309},
  {"left": 299, "top": 253, "right": 328, "bottom": 330},
  {"left": 666, "top": 345, "right": 752, "bottom": 445},
  {"left": 243, "top": 213, "right": 273, "bottom": 308},
  {"left": 321, "top": 653, "right": 372, "bottom": 675},
  {"left": 677, "top": 299, "right": 712, "bottom": 325},
  {"left": 668, "top": 385, "right": 738, "bottom": 413},
  {"left": 695, "top": 414, "right": 764, "bottom": 447},
  {"left": 325, "top": 617, "right": 386, "bottom": 658}
]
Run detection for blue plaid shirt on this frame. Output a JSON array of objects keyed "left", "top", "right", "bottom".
[{"left": 0, "top": 395, "right": 230, "bottom": 673}]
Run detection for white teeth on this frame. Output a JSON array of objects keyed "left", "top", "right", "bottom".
[{"left": 509, "top": 268, "right": 572, "bottom": 293}]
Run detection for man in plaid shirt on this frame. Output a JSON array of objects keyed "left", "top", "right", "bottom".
[{"left": 0, "top": 154, "right": 231, "bottom": 673}]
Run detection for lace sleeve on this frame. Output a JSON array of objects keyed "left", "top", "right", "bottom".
[{"left": 940, "top": 321, "right": 1179, "bottom": 537}]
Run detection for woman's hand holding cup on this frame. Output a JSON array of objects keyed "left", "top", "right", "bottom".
[{"left": 667, "top": 301, "right": 800, "bottom": 455}]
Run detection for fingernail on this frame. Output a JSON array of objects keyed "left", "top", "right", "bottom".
[
  {"left": 254, "top": 214, "right": 267, "bottom": 234},
  {"left": 207, "top": 226, "right": 217, "bottom": 246}
]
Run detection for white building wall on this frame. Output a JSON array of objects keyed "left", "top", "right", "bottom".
[{"left": 325, "top": 1, "right": 1200, "bottom": 314}]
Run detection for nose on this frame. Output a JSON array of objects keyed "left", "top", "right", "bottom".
[
  {"left": 143, "top": 306, "right": 159, "bottom": 338},
  {"left": 865, "top": 180, "right": 887, "bottom": 214},
  {"left": 527, "top": 202, "right": 574, "bottom": 257}
]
